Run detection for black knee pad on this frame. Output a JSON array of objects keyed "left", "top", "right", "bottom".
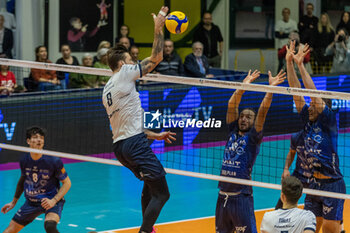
[{"left": 44, "top": 220, "right": 59, "bottom": 233}]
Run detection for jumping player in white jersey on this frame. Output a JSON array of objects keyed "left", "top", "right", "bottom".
[
  {"left": 102, "top": 6, "right": 176, "bottom": 233},
  {"left": 261, "top": 176, "right": 316, "bottom": 233}
]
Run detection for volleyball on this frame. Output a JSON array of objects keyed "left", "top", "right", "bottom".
[{"left": 165, "top": 11, "right": 189, "bottom": 34}]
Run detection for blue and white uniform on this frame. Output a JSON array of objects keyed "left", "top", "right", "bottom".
[
  {"left": 299, "top": 104, "right": 345, "bottom": 221},
  {"left": 216, "top": 120, "right": 263, "bottom": 233},
  {"left": 103, "top": 64, "right": 166, "bottom": 181},
  {"left": 290, "top": 131, "right": 312, "bottom": 187},
  {"left": 12, "top": 154, "right": 68, "bottom": 226}
]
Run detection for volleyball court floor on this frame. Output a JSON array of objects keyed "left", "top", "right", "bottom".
[{"left": 0, "top": 137, "right": 349, "bottom": 233}]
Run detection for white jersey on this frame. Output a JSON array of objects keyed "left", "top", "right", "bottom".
[
  {"left": 102, "top": 64, "right": 143, "bottom": 143},
  {"left": 260, "top": 208, "right": 316, "bottom": 233}
]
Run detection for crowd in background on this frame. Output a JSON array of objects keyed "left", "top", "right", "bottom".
[
  {"left": 276, "top": 4, "right": 350, "bottom": 75},
  {"left": 0, "top": 11, "right": 223, "bottom": 95},
  {"left": 1, "top": 4, "right": 350, "bottom": 95}
]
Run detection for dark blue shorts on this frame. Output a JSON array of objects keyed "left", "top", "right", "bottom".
[
  {"left": 304, "top": 178, "right": 345, "bottom": 220},
  {"left": 12, "top": 199, "right": 65, "bottom": 226},
  {"left": 215, "top": 193, "right": 257, "bottom": 233},
  {"left": 113, "top": 133, "right": 166, "bottom": 181}
]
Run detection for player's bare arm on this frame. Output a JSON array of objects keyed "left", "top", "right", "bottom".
[
  {"left": 1, "top": 176, "right": 25, "bottom": 214},
  {"left": 144, "top": 130, "right": 176, "bottom": 144},
  {"left": 140, "top": 6, "right": 169, "bottom": 76},
  {"left": 255, "top": 70, "right": 286, "bottom": 132},
  {"left": 286, "top": 40, "right": 305, "bottom": 113},
  {"left": 282, "top": 149, "right": 296, "bottom": 179},
  {"left": 226, "top": 69, "right": 260, "bottom": 124},
  {"left": 293, "top": 43, "right": 325, "bottom": 113},
  {"left": 41, "top": 176, "right": 71, "bottom": 210}
]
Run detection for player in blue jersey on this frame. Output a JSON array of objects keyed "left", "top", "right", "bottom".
[
  {"left": 1, "top": 126, "right": 71, "bottom": 233},
  {"left": 275, "top": 130, "right": 313, "bottom": 209},
  {"left": 285, "top": 40, "right": 345, "bottom": 233},
  {"left": 215, "top": 69, "right": 286, "bottom": 233}
]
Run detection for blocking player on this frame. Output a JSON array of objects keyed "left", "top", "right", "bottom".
[
  {"left": 261, "top": 176, "right": 316, "bottom": 233},
  {"left": 285, "top": 40, "right": 346, "bottom": 233},
  {"left": 102, "top": 6, "right": 177, "bottom": 233},
  {"left": 1, "top": 126, "right": 71, "bottom": 233},
  {"left": 215, "top": 69, "right": 286, "bottom": 233},
  {"left": 275, "top": 129, "right": 313, "bottom": 209}
]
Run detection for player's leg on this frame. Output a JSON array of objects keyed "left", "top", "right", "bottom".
[
  {"left": 44, "top": 213, "right": 60, "bottom": 233},
  {"left": 2, "top": 220, "right": 24, "bottom": 233},
  {"left": 139, "top": 177, "right": 170, "bottom": 233},
  {"left": 44, "top": 199, "right": 65, "bottom": 233},
  {"left": 304, "top": 193, "right": 323, "bottom": 233},
  {"left": 215, "top": 194, "right": 233, "bottom": 233},
  {"left": 320, "top": 179, "right": 346, "bottom": 233},
  {"left": 232, "top": 194, "right": 257, "bottom": 233},
  {"left": 141, "top": 182, "right": 151, "bottom": 216}
]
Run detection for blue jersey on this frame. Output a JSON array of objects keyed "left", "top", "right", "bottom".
[
  {"left": 290, "top": 131, "right": 313, "bottom": 182},
  {"left": 20, "top": 153, "right": 68, "bottom": 203},
  {"left": 218, "top": 120, "right": 263, "bottom": 194},
  {"left": 299, "top": 105, "right": 342, "bottom": 179}
]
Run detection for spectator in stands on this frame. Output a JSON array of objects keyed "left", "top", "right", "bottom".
[
  {"left": 336, "top": 11, "right": 350, "bottom": 35},
  {"left": 193, "top": 12, "right": 223, "bottom": 68},
  {"left": 93, "top": 48, "right": 110, "bottom": 85},
  {"left": 310, "top": 13, "right": 335, "bottom": 74},
  {"left": 154, "top": 39, "right": 184, "bottom": 76},
  {"left": 130, "top": 45, "right": 140, "bottom": 64},
  {"left": 67, "top": 17, "right": 102, "bottom": 52},
  {"left": 184, "top": 42, "right": 214, "bottom": 78},
  {"left": 70, "top": 53, "right": 99, "bottom": 88},
  {"left": 114, "top": 24, "right": 134, "bottom": 46},
  {"left": 325, "top": 28, "right": 350, "bottom": 73},
  {"left": 275, "top": 8, "right": 298, "bottom": 50},
  {"left": 56, "top": 44, "right": 79, "bottom": 89},
  {"left": 298, "top": 3, "right": 318, "bottom": 44},
  {"left": 0, "top": 15, "right": 13, "bottom": 58},
  {"left": 93, "top": 40, "right": 111, "bottom": 64},
  {"left": 0, "top": 64, "right": 16, "bottom": 95},
  {"left": 119, "top": 37, "right": 131, "bottom": 51},
  {"left": 31, "top": 45, "right": 61, "bottom": 91},
  {"left": 278, "top": 32, "right": 311, "bottom": 73},
  {"left": 276, "top": 8, "right": 298, "bottom": 72}
]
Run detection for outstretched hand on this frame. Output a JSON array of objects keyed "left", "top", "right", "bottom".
[
  {"left": 285, "top": 40, "right": 296, "bottom": 63},
  {"left": 156, "top": 131, "right": 176, "bottom": 144},
  {"left": 268, "top": 70, "right": 286, "bottom": 86},
  {"left": 151, "top": 6, "right": 169, "bottom": 32},
  {"left": 1, "top": 202, "right": 15, "bottom": 214},
  {"left": 242, "top": 69, "right": 260, "bottom": 84},
  {"left": 293, "top": 43, "right": 310, "bottom": 66}
]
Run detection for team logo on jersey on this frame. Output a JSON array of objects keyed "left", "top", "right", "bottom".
[
  {"left": 323, "top": 206, "right": 333, "bottom": 215},
  {"left": 235, "top": 226, "right": 247, "bottom": 232}
]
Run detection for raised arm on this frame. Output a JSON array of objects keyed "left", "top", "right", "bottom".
[
  {"left": 41, "top": 176, "right": 71, "bottom": 210},
  {"left": 1, "top": 175, "right": 25, "bottom": 214},
  {"left": 255, "top": 70, "right": 286, "bottom": 132},
  {"left": 226, "top": 70, "right": 260, "bottom": 124},
  {"left": 286, "top": 40, "right": 305, "bottom": 113},
  {"left": 140, "top": 6, "right": 168, "bottom": 76},
  {"left": 293, "top": 44, "right": 324, "bottom": 113}
]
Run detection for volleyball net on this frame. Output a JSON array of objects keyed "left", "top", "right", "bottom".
[{"left": 0, "top": 58, "right": 349, "bottom": 200}]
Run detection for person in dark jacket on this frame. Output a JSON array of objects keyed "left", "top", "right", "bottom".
[
  {"left": 154, "top": 39, "right": 184, "bottom": 76},
  {"left": 184, "top": 42, "right": 214, "bottom": 78},
  {"left": 0, "top": 15, "right": 13, "bottom": 58},
  {"left": 193, "top": 12, "right": 223, "bottom": 67}
]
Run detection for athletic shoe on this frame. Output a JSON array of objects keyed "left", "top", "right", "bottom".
[{"left": 151, "top": 226, "right": 157, "bottom": 233}]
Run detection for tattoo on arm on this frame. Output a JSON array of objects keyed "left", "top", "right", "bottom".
[{"left": 140, "top": 58, "right": 157, "bottom": 76}]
